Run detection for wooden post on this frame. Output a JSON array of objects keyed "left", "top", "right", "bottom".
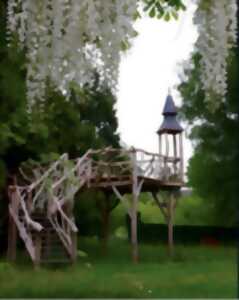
[
  {"left": 167, "top": 193, "right": 177, "bottom": 257},
  {"left": 179, "top": 133, "right": 184, "bottom": 182},
  {"left": 158, "top": 135, "right": 162, "bottom": 156},
  {"left": 131, "top": 151, "right": 139, "bottom": 263},
  {"left": 7, "top": 208, "right": 17, "bottom": 262},
  {"left": 7, "top": 188, "right": 18, "bottom": 262},
  {"left": 167, "top": 197, "right": 173, "bottom": 257},
  {"left": 152, "top": 191, "right": 177, "bottom": 257},
  {"left": 173, "top": 134, "right": 178, "bottom": 175},
  {"left": 158, "top": 134, "right": 162, "bottom": 171},
  {"left": 166, "top": 133, "right": 169, "bottom": 157}
]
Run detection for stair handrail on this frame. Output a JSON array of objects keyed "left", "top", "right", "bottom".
[
  {"left": 8, "top": 186, "right": 42, "bottom": 262},
  {"left": 48, "top": 196, "right": 78, "bottom": 233},
  {"left": 28, "top": 153, "right": 68, "bottom": 192},
  {"left": 52, "top": 149, "right": 93, "bottom": 191},
  {"left": 46, "top": 151, "right": 93, "bottom": 257},
  {"left": 16, "top": 187, "right": 43, "bottom": 232}
]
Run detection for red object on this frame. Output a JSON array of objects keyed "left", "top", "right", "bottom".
[{"left": 200, "top": 236, "right": 220, "bottom": 247}]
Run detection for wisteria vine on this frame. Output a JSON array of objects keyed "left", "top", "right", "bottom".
[
  {"left": 194, "top": 0, "right": 238, "bottom": 108},
  {"left": 6, "top": 0, "right": 239, "bottom": 109},
  {"left": 7, "top": 0, "right": 138, "bottom": 107}
]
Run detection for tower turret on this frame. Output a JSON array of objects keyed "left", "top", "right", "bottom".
[{"left": 157, "top": 94, "right": 184, "bottom": 182}]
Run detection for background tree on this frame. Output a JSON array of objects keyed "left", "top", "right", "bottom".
[{"left": 179, "top": 50, "right": 239, "bottom": 226}]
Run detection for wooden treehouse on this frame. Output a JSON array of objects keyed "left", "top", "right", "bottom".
[{"left": 7, "top": 93, "right": 184, "bottom": 266}]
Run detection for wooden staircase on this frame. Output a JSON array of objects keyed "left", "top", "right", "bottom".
[
  {"left": 31, "top": 213, "right": 71, "bottom": 264},
  {"left": 8, "top": 186, "right": 79, "bottom": 266},
  {"left": 7, "top": 153, "right": 91, "bottom": 266}
]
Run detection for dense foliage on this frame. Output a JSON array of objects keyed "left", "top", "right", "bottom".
[{"left": 179, "top": 50, "right": 239, "bottom": 226}]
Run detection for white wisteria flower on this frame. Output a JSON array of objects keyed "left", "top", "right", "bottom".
[
  {"left": 194, "top": 0, "right": 238, "bottom": 109},
  {"left": 7, "top": 0, "right": 138, "bottom": 107}
]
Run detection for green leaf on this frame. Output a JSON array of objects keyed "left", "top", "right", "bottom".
[
  {"left": 164, "top": 12, "right": 171, "bottom": 21},
  {"left": 133, "top": 11, "right": 141, "bottom": 20},
  {"left": 171, "top": 11, "right": 179, "bottom": 20},
  {"left": 143, "top": 0, "right": 155, "bottom": 12},
  {"left": 180, "top": 2, "right": 186, "bottom": 11},
  {"left": 149, "top": 7, "right": 156, "bottom": 18},
  {"left": 120, "top": 40, "right": 130, "bottom": 51}
]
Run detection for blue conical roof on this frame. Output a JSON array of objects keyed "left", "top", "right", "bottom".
[
  {"left": 162, "top": 95, "right": 177, "bottom": 115},
  {"left": 157, "top": 94, "right": 183, "bottom": 134},
  {"left": 157, "top": 116, "right": 183, "bottom": 134}
]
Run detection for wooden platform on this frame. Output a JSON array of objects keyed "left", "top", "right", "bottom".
[{"left": 89, "top": 175, "right": 183, "bottom": 194}]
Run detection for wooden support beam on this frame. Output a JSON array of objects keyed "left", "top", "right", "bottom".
[
  {"left": 112, "top": 186, "right": 132, "bottom": 218},
  {"left": 166, "top": 134, "right": 169, "bottom": 157},
  {"left": 7, "top": 187, "right": 18, "bottom": 263},
  {"left": 152, "top": 192, "right": 168, "bottom": 221},
  {"left": 167, "top": 195, "right": 174, "bottom": 257},
  {"left": 167, "top": 192, "right": 178, "bottom": 257},
  {"left": 173, "top": 135, "right": 178, "bottom": 175},
  {"left": 179, "top": 133, "right": 184, "bottom": 181},
  {"left": 136, "top": 179, "right": 144, "bottom": 197},
  {"left": 158, "top": 135, "right": 162, "bottom": 170},
  {"left": 131, "top": 151, "right": 139, "bottom": 264},
  {"left": 152, "top": 191, "right": 178, "bottom": 257},
  {"left": 7, "top": 206, "right": 17, "bottom": 262}
]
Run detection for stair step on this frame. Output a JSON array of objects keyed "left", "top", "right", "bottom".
[
  {"left": 42, "top": 246, "right": 66, "bottom": 251},
  {"left": 42, "top": 254, "right": 67, "bottom": 258},
  {"left": 15, "top": 209, "right": 74, "bottom": 265},
  {"left": 41, "top": 259, "right": 71, "bottom": 264}
]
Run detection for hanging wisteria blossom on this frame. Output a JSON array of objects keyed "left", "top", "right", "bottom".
[
  {"left": 7, "top": 0, "right": 138, "bottom": 107},
  {"left": 194, "top": 0, "right": 238, "bottom": 108}
]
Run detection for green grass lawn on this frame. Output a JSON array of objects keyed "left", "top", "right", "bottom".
[{"left": 0, "top": 239, "right": 236, "bottom": 298}]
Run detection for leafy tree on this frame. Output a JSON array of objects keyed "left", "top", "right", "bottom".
[
  {"left": 0, "top": 2, "right": 120, "bottom": 253},
  {"left": 179, "top": 50, "right": 239, "bottom": 226}
]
